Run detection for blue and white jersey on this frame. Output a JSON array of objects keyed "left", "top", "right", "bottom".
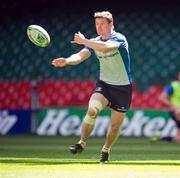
[{"left": 85, "top": 31, "right": 132, "bottom": 85}]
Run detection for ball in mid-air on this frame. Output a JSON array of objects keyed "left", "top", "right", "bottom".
[{"left": 27, "top": 25, "right": 50, "bottom": 47}]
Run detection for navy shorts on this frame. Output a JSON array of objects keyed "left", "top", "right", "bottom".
[{"left": 94, "top": 80, "right": 132, "bottom": 112}]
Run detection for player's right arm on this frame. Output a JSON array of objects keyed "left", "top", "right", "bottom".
[
  {"left": 160, "top": 85, "right": 180, "bottom": 116},
  {"left": 159, "top": 84, "right": 173, "bottom": 108},
  {"left": 159, "top": 91, "right": 171, "bottom": 107},
  {"left": 52, "top": 48, "right": 91, "bottom": 67}
]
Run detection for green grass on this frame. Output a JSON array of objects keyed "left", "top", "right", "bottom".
[{"left": 0, "top": 135, "right": 180, "bottom": 178}]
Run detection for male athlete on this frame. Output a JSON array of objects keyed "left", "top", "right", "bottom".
[
  {"left": 52, "top": 11, "right": 132, "bottom": 163},
  {"left": 151, "top": 72, "right": 180, "bottom": 142}
]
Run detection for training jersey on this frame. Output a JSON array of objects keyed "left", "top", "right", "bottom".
[
  {"left": 85, "top": 31, "right": 132, "bottom": 85},
  {"left": 165, "top": 81, "right": 180, "bottom": 107}
]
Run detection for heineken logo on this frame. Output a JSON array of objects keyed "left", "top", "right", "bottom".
[{"left": 36, "top": 108, "right": 177, "bottom": 137}]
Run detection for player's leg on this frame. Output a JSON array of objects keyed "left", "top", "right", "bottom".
[
  {"left": 69, "top": 92, "right": 108, "bottom": 154},
  {"left": 176, "top": 129, "right": 180, "bottom": 142},
  {"left": 80, "top": 93, "right": 108, "bottom": 143},
  {"left": 103, "top": 110, "right": 125, "bottom": 148},
  {"left": 174, "top": 110, "right": 180, "bottom": 142},
  {"left": 100, "top": 110, "right": 125, "bottom": 163},
  {"left": 150, "top": 111, "right": 180, "bottom": 142}
]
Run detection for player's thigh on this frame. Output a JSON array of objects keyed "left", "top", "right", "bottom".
[
  {"left": 89, "top": 92, "right": 109, "bottom": 108},
  {"left": 110, "top": 109, "right": 125, "bottom": 127}
]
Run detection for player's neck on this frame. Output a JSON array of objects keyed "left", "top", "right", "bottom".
[{"left": 102, "top": 30, "right": 114, "bottom": 41}]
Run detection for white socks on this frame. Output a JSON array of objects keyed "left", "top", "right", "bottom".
[
  {"left": 78, "top": 141, "right": 110, "bottom": 153},
  {"left": 78, "top": 140, "right": 86, "bottom": 148},
  {"left": 102, "top": 145, "right": 110, "bottom": 153}
]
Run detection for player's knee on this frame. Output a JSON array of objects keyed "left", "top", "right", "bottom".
[
  {"left": 88, "top": 99, "right": 103, "bottom": 118},
  {"left": 84, "top": 100, "right": 103, "bottom": 125},
  {"left": 84, "top": 107, "right": 99, "bottom": 125},
  {"left": 87, "top": 107, "right": 98, "bottom": 118}
]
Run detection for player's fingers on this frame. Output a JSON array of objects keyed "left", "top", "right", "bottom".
[
  {"left": 71, "top": 41, "right": 76, "bottom": 43},
  {"left": 52, "top": 58, "right": 59, "bottom": 64},
  {"left": 52, "top": 62, "right": 57, "bottom": 66},
  {"left": 52, "top": 58, "right": 64, "bottom": 66},
  {"left": 51, "top": 59, "right": 56, "bottom": 64},
  {"left": 52, "top": 61, "right": 58, "bottom": 66},
  {"left": 52, "top": 61, "right": 65, "bottom": 67},
  {"left": 73, "top": 33, "right": 78, "bottom": 38}
]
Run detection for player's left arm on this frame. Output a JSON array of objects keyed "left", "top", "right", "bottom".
[{"left": 71, "top": 32, "right": 119, "bottom": 52}]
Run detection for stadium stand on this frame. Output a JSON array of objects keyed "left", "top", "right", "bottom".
[
  {"left": 0, "top": 80, "right": 168, "bottom": 110},
  {"left": 0, "top": 0, "right": 179, "bottom": 110}
]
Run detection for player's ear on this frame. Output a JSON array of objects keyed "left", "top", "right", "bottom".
[{"left": 109, "top": 22, "right": 114, "bottom": 29}]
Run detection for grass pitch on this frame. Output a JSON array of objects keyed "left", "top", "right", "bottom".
[{"left": 0, "top": 135, "right": 180, "bottom": 178}]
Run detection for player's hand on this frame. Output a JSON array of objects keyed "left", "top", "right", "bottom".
[
  {"left": 51, "top": 58, "right": 67, "bottom": 67},
  {"left": 71, "top": 32, "right": 85, "bottom": 45}
]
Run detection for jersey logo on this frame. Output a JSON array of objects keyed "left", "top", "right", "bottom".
[
  {"left": 95, "top": 87, "right": 102, "bottom": 92},
  {"left": 116, "top": 107, "right": 127, "bottom": 112}
]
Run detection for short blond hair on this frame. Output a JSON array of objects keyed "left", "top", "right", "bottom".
[{"left": 94, "top": 11, "right": 113, "bottom": 23}]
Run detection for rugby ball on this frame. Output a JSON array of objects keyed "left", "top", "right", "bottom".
[{"left": 27, "top": 25, "right": 50, "bottom": 47}]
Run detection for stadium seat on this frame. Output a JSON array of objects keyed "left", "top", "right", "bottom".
[
  {"left": 0, "top": 79, "right": 172, "bottom": 110},
  {"left": 1, "top": 8, "right": 180, "bottom": 110},
  {"left": 0, "top": 80, "right": 31, "bottom": 109},
  {"left": 1, "top": 10, "right": 180, "bottom": 89}
]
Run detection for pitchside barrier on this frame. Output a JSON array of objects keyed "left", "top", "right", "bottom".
[
  {"left": 0, "top": 108, "right": 177, "bottom": 137},
  {"left": 0, "top": 110, "right": 31, "bottom": 135}
]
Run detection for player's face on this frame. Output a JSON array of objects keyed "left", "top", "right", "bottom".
[{"left": 95, "top": 18, "right": 112, "bottom": 37}]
